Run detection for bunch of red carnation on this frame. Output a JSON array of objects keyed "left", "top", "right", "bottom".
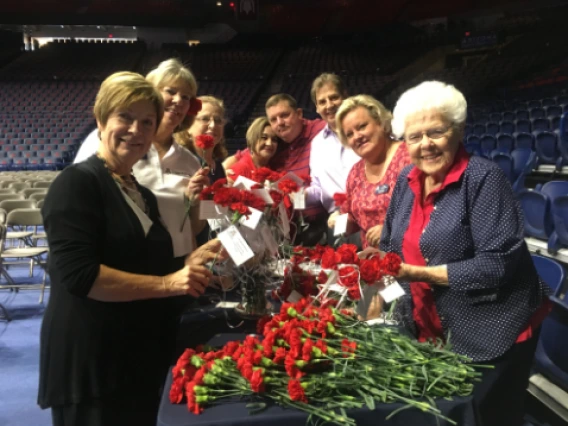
[
  {"left": 251, "top": 167, "right": 283, "bottom": 184},
  {"left": 199, "top": 179, "right": 266, "bottom": 219}
]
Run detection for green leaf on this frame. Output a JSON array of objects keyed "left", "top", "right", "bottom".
[{"left": 245, "top": 402, "right": 267, "bottom": 414}]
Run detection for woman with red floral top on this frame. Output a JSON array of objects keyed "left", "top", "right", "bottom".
[
  {"left": 381, "top": 81, "right": 550, "bottom": 426},
  {"left": 330, "top": 95, "right": 411, "bottom": 248},
  {"left": 226, "top": 117, "right": 279, "bottom": 182}
]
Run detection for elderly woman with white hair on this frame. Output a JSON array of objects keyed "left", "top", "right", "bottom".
[
  {"left": 330, "top": 94, "right": 411, "bottom": 248},
  {"left": 380, "top": 81, "right": 550, "bottom": 426}
]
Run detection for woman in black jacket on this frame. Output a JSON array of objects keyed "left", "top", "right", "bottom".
[{"left": 38, "top": 71, "right": 224, "bottom": 426}]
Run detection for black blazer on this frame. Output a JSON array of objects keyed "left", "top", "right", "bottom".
[{"left": 38, "top": 155, "right": 179, "bottom": 408}]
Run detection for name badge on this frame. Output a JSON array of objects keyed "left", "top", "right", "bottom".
[{"left": 375, "top": 184, "right": 389, "bottom": 195}]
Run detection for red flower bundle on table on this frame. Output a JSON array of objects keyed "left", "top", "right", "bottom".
[{"left": 170, "top": 298, "right": 482, "bottom": 426}]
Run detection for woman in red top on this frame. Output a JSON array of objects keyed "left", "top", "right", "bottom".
[
  {"left": 227, "top": 117, "right": 279, "bottom": 182},
  {"left": 330, "top": 95, "right": 411, "bottom": 248}
]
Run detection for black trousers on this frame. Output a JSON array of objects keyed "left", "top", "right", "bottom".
[
  {"left": 473, "top": 329, "right": 540, "bottom": 426},
  {"left": 51, "top": 396, "right": 160, "bottom": 426}
]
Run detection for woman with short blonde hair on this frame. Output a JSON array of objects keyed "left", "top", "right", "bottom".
[{"left": 329, "top": 94, "right": 410, "bottom": 248}]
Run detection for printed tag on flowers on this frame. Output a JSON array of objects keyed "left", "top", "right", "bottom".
[
  {"left": 379, "top": 280, "right": 405, "bottom": 303},
  {"left": 239, "top": 207, "right": 263, "bottom": 230},
  {"left": 233, "top": 175, "right": 258, "bottom": 190},
  {"left": 277, "top": 172, "right": 304, "bottom": 186},
  {"left": 218, "top": 225, "right": 254, "bottom": 266},
  {"left": 292, "top": 189, "right": 305, "bottom": 210},
  {"left": 334, "top": 213, "right": 349, "bottom": 236},
  {"left": 199, "top": 200, "right": 228, "bottom": 220},
  {"left": 286, "top": 290, "right": 303, "bottom": 303}
]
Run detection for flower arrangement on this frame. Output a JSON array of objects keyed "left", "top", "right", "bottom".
[{"left": 170, "top": 298, "right": 484, "bottom": 425}]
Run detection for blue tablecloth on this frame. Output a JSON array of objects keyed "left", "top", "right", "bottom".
[{"left": 159, "top": 333, "right": 480, "bottom": 426}]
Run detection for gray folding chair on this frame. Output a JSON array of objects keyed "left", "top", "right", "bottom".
[
  {"left": 22, "top": 188, "right": 47, "bottom": 199},
  {"left": 33, "top": 181, "right": 52, "bottom": 189},
  {"left": 29, "top": 192, "right": 47, "bottom": 203},
  {"left": 0, "top": 224, "right": 12, "bottom": 321},
  {"left": 0, "top": 189, "right": 16, "bottom": 194},
  {"left": 7, "top": 182, "right": 31, "bottom": 192},
  {"left": 0, "top": 194, "right": 25, "bottom": 202},
  {"left": 0, "top": 199, "right": 37, "bottom": 246},
  {"left": 1, "top": 209, "right": 49, "bottom": 303}
]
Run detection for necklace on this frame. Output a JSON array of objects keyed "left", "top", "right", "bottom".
[{"left": 97, "top": 154, "right": 149, "bottom": 214}]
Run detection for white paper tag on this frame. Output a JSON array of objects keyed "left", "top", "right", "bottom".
[
  {"left": 277, "top": 172, "right": 304, "bottom": 186},
  {"left": 239, "top": 207, "right": 263, "bottom": 230},
  {"left": 278, "top": 202, "right": 290, "bottom": 237},
  {"left": 260, "top": 223, "right": 279, "bottom": 255},
  {"left": 207, "top": 218, "right": 224, "bottom": 231},
  {"left": 379, "top": 280, "right": 405, "bottom": 303},
  {"left": 233, "top": 175, "right": 258, "bottom": 190},
  {"left": 199, "top": 200, "right": 228, "bottom": 220},
  {"left": 334, "top": 213, "right": 349, "bottom": 236},
  {"left": 215, "top": 301, "right": 239, "bottom": 309},
  {"left": 217, "top": 225, "right": 255, "bottom": 266},
  {"left": 286, "top": 290, "right": 303, "bottom": 303},
  {"left": 292, "top": 190, "right": 305, "bottom": 210},
  {"left": 252, "top": 187, "right": 274, "bottom": 204}
]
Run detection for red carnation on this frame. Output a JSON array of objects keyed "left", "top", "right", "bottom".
[
  {"left": 321, "top": 247, "right": 341, "bottom": 269},
  {"left": 257, "top": 315, "right": 271, "bottom": 335},
  {"left": 252, "top": 167, "right": 276, "bottom": 183},
  {"left": 360, "top": 258, "right": 382, "bottom": 283},
  {"left": 250, "top": 369, "right": 265, "bottom": 393},
  {"left": 336, "top": 244, "right": 359, "bottom": 265},
  {"left": 381, "top": 252, "right": 402, "bottom": 276},
  {"left": 187, "top": 97, "right": 202, "bottom": 116},
  {"left": 317, "top": 270, "right": 328, "bottom": 284},
  {"left": 195, "top": 134, "right": 215, "bottom": 150},
  {"left": 273, "top": 347, "right": 287, "bottom": 364},
  {"left": 278, "top": 179, "right": 299, "bottom": 195},
  {"left": 287, "top": 379, "right": 308, "bottom": 403},
  {"left": 269, "top": 190, "right": 283, "bottom": 207},
  {"left": 333, "top": 193, "right": 347, "bottom": 208}
]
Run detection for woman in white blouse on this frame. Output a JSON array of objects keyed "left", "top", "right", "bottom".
[{"left": 74, "top": 59, "right": 209, "bottom": 266}]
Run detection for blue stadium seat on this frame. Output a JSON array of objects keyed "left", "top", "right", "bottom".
[
  {"left": 473, "top": 124, "right": 486, "bottom": 136},
  {"left": 516, "top": 119, "right": 532, "bottom": 133},
  {"left": 517, "top": 190, "right": 554, "bottom": 240},
  {"left": 511, "top": 148, "right": 537, "bottom": 193},
  {"left": 549, "top": 195, "right": 568, "bottom": 252},
  {"left": 547, "top": 105, "right": 562, "bottom": 117},
  {"left": 542, "top": 98, "right": 557, "bottom": 108},
  {"left": 502, "top": 111, "right": 516, "bottom": 121},
  {"left": 514, "top": 132, "right": 534, "bottom": 150},
  {"left": 532, "top": 117, "right": 551, "bottom": 132},
  {"left": 496, "top": 133, "right": 514, "bottom": 153},
  {"left": 534, "top": 297, "right": 568, "bottom": 393},
  {"left": 531, "top": 254, "right": 565, "bottom": 296},
  {"left": 516, "top": 110, "right": 530, "bottom": 120},
  {"left": 535, "top": 131, "right": 560, "bottom": 166},
  {"left": 528, "top": 100, "right": 542, "bottom": 109},
  {"left": 491, "top": 152, "right": 514, "bottom": 184},
  {"left": 499, "top": 120, "right": 515, "bottom": 134},
  {"left": 530, "top": 107, "right": 546, "bottom": 119},
  {"left": 489, "top": 113, "right": 502, "bottom": 122},
  {"left": 485, "top": 121, "right": 500, "bottom": 135},
  {"left": 479, "top": 134, "right": 496, "bottom": 157}
]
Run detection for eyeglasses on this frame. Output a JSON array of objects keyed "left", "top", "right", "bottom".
[
  {"left": 406, "top": 126, "right": 451, "bottom": 145},
  {"left": 196, "top": 116, "right": 224, "bottom": 126}
]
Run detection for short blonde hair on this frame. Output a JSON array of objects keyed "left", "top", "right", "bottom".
[
  {"left": 246, "top": 117, "right": 272, "bottom": 154},
  {"left": 175, "top": 95, "right": 228, "bottom": 160},
  {"left": 94, "top": 71, "right": 164, "bottom": 128},
  {"left": 391, "top": 81, "right": 467, "bottom": 139},
  {"left": 146, "top": 58, "right": 198, "bottom": 132},
  {"left": 336, "top": 94, "right": 393, "bottom": 145},
  {"left": 310, "top": 73, "right": 347, "bottom": 105}
]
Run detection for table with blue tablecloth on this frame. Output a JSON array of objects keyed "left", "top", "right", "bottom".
[{"left": 160, "top": 331, "right": 481, "bottom": 426}]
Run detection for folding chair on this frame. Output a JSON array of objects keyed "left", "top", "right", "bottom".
[
  {"left": 0, "top": 208, "right": 49, "bottom": 303},
  {"left": 21, "top": 188, "right": 47, "bottom": 199}
]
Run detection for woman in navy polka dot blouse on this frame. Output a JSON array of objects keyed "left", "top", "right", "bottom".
[{"left": 380, "top": 81, "right": 550, "bottom": 426}]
